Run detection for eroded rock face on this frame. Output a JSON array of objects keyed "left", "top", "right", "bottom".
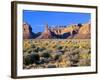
[
  {"left": 23, "top": 22, "right": 91, "bottom": 39},
  {"left": 23, "top": 23, "right": 33, "bottom": 39},
  {"left": 37, "top": 24, "right": 53, "bottom": 39},
  {"left": 74, "top": 23, "right": 91, "bottom": 39},
  {"left": 79, "top": 24, "right": 90, "bottom": 34}
]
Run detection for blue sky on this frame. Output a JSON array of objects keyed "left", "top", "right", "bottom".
[{"left": 23, "top": 10, "right": 91, "bottom": 33}]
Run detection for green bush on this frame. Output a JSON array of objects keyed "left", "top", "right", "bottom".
[
  {"left": 30, "top": 53, "right": 40, "bottom": 63},
  {"left": 31, "top": 44, "right": 36, "bottom": 48},
  {"left": 23, "top": 53, "right": 40, "bottom": 65},
  {"left": 34, "top": 47, "right": 46, "bottom": 53},
  {"left": 54, "top": 54, "right": 61, "bottom": 60},
  {"left": 23, "top": 55, "right": 31, "bottom": 65},
  {"left": 56, "top": 45, "right": 63, "bottom": 50},
  {"left": 41, "top": 51, "right": 51, "bottom": 58}
]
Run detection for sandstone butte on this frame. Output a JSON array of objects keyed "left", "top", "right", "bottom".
[{"left": 23, "top": 22, "right": 91, "bottom": 39}]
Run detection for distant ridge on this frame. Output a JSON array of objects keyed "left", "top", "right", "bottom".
[{"left": 23, "top": 22, "right": 91, "bottom": 39}]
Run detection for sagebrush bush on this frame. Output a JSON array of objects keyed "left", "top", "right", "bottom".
[
  {"left": 41, "top": 51, "right": 51, "bottom": 58},
  {"left": 23, "top": 53, "right": 40, "bottom": 65},
  {"left": 23, "top": 55, "right": 31, "bottom": 65}
]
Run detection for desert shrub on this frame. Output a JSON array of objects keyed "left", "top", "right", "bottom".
[
  {"left": 28, "top": 50, "right": 32, "bottom": 54},
  {"left": 45, "top": 43, "right": 48, "bottom": 46},
  {"left": 73, "top": 44, "right": 79, "bottom": 48},
  {"left": 34, "top": 47, "right": 46, "bottom": 53},
  {"left": 69, "top": 49, "right": 79, "bottom": 55},
  {"left": 39, "top": 47, "right": 46, "bottom": 52},
  {"left": 79, "top": 52, "right": 90, "bottom": 60},
  {"left": 69, "top": 49, "right": 80, "bottom": 64},
  {"left": 31, "top": 44, "right": 36, "bottom": 48},
  {"left": 69, "top": 53, "right": 79, "bottom": 61},
  {"left": 56, "top": 45, "right": 63, "bottom": 50},
  {"left": 34, "top": 47, "right": 39, "bottom": 53},
  {"left": 30, "top": 53, "right": 40, "bottom": 63},
  {"left": 41, "top": 51, "right": 51, "bottom": 59},
  {"left": 52, "top": 44, "right": 57, "bottom": 48},
  {"left": 78, "top": 50, "right": 91, "bottom": 66},
  {"left": 23, "top": 49, "right": 27, "bottom": 53},
  {"left": 78, "top": 58, "right": 90, "bottom": 66},
  {"left": 23, "top": 53, "right": 40, "bottom": 65},
  {"left": 54, "top": 54, "right": 61, "bottom": 60},
  {"left": 23, "top": 55, "right": 31, "bottom": 65}
]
